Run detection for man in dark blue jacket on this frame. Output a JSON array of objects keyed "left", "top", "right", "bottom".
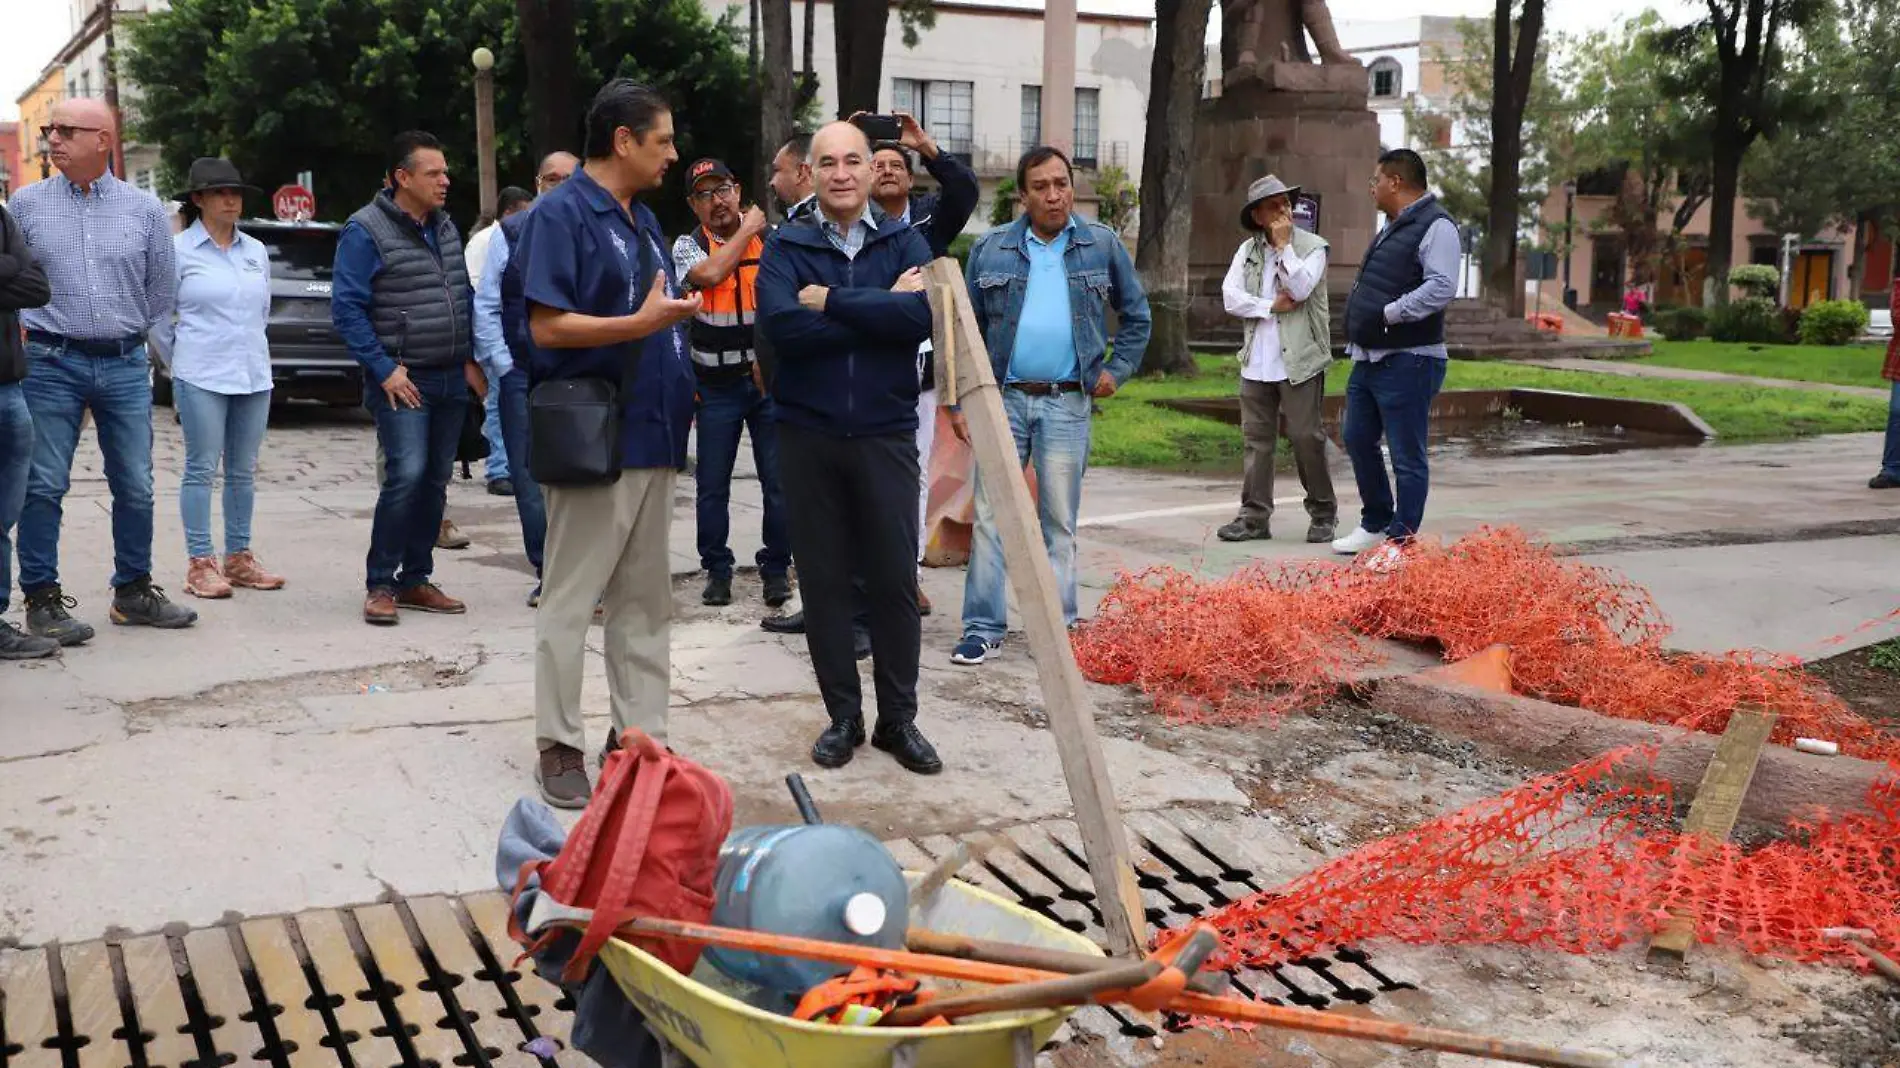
[{"left": 756, "top": 120, "right": 941, "bottom": 775}]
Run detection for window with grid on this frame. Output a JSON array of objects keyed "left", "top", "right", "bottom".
[
  {"left": 1369, "top": 58, "right": 1402, "bottom": 99},
  {"left": 1021, "top": 85, "right": 1041, "bottom": 149},
  {"left": 1073, "top": 87, "right": 1100, "bottom": 167},
  {"left": 891, "top": 78, "right": 975, "bottom": 157}
]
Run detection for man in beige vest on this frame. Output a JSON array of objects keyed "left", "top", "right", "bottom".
[{"left": 1218, "top": 175, "right": 1336, "bottom": 544}]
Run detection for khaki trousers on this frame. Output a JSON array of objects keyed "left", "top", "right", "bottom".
[
  {"left": 534, "top": 468, "right": 677, "bottom": 751},
  {"left": 1237, "top": 375, "right": 1337, "bottom": 528}
]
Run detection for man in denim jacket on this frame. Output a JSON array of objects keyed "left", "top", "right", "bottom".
[{"left": 949, "top": 146, "right": 1150, "bottom": 667}]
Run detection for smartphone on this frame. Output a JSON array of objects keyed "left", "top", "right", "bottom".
[{"left": 853, "top": 113, "right": 903, "bottom": 142}]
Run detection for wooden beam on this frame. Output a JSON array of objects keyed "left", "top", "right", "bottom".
[
  {"left": 925, "top": 258, "right": 1148, "bottom": 957},
  {"left": 1647, "top": 707, "right": 1777, "bottom": 963}
]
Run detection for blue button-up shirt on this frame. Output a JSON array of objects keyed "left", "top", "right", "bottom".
[
  {"left": 1007, "top": 218, "right": 1078, "bottom": 383},
  {"left": 10, "top": 172, "right": 176, "bottom": 341},
  {"left": 149, "top": 221, "right": 273, "bottom": 395},
  {"left": 819, "top": 205, "right": 875, "bottom": 261},
  {"left": 472, "top": 222, "right": 514, "bottom": 381}
]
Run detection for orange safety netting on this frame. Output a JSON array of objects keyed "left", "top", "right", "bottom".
[{"left": 1199, "top": 749, "right": 1900, "bottom": 972}]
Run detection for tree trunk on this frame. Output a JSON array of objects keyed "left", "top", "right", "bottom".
[
  {"left": 1132, "top": 0, "right": 1214, "bottom": 377},
  {"left": 1481, "top": 0, "right": 1543, "bottom": 320},
  {"left": 1706, "top": 125, "right": 1745, "bottom": 306},
  {"left": 833, "top": 0, "right": 890, "bottom": 117},
  {"left": 798, "top": 0, "right": 819, "bottom": 113},
  {"left": 759, "top": 0, "right": 796, "bottom": 203},
  {"left": 518, "top": 0, "right": 579, "bottom": 159},
  {"left": 749, "top": 0, "right": 760, "bottom": 69}
]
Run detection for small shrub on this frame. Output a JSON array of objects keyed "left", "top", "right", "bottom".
[
  {"left": 1727, "top": 264, "right": 1781, "bottom": 301},
  {"left": 1651, "top": 306, "right": 1707, "bottom": 341},
  {"left": 1797, "top": 299, "right": 1871, "bottom": 346},
  {"left": 1094, "top": 165, "right": 1139, "bottom": 237},
  {"left": 1869, "top": 638, "right": 1900, "bottom": 674},
  {"left": 1707, "top": 297, "right": 1784, "bottom": 344},
  {"left": 989, "top": 178, "right": 1019, "bottom": 227},
  {"left": 948, "top": 233, "right": 975, "bottom": 268}
]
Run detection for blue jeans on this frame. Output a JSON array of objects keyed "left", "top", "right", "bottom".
[
  {"left": 1342, "top": 352, "right": 1448, "bottom": 540},
  {"left": 0, "top": 383, "right": 31, "bottom": 613},
  {"left": 1882, "top": 381, "right": 1900, "bottom": 480},
  {"left": 482, "top": 382, "right": 509, "bottom": 482},
  {"left": 175, "top": 380, "right": 272, "bottom": 559},
  {"left": 695, "top": 375, "right": 792, "bottom": 578},
  {"left": 18, "top": 340, "right": 156, "bottom": 594},
  {"left": 363, "top": 367, "right": 468, "bottom": 591},
  {"left": 497, "top": 368, "right": 545, "bottom": 575},
  {"left": 961, "top": 388, "right": 1091, "bottom": 640}
]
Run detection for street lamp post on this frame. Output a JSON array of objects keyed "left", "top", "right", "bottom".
[
  {"left": 1562, "top": 178, "right": 1577, "bottom": 310},
  {"left": 471, "top": 46, "right": 498, "bottom": 225}
]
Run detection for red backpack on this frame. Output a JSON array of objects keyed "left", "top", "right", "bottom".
[{"left": 513, "top": 730, "right": 734, "bottom": 981}]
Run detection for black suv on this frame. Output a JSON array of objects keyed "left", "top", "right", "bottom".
[{"left": 151, "top": 219, "right": 362, "bottom": 406}]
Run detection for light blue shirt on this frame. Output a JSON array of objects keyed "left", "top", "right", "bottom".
[
  {"left": 473, "top": 222, "right": 512, "bottom": 380},
  {"left": 1345, "top": 198, "right": 1461, "bottom": 363},
  {"left": 149, "top": 221, "right": 272, "bottom": 395},
  {"left": 819, "top": 206, "right": 875, "bottom": 261},
  {"left": 1007, "top": 219, "right": 1078, "bottom": 383},
  {"left": 11, "top": 171, "right": 176, "bottom": 341}
]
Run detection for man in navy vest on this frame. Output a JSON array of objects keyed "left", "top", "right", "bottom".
[
  {"left": 1332, "top": 148, "right": 1459, "bottom": 570},
  {"left": 472, "top": 151, "right": 579, "bottom": 607}
]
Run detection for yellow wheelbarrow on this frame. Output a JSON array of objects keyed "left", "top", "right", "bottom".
[{"left": 581, "top": 874, "right": 1103, "bottom": 1068}]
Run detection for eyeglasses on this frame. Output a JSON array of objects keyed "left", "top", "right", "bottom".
[
  {"left": 689, "top": 182, "right": 739, "bottom": 203},
  {"left": 40, "top": 124, "right": 103, "bottom": 142},
  {"left": 537, "top": 171, "right": 569, "bottom": 188}
]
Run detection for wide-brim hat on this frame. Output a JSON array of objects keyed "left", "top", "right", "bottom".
[
  {"left": 176, "top": 157, "right": 261, "bottom": 199},
  {"left": 1240, "top": 174, "right": 1301, "bottom": 231}
]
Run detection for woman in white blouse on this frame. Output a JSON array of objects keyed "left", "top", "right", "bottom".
[{"left": 155, "top": 159, "right": 285, "bottom": 598}]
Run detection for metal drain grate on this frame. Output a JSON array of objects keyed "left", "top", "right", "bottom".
[
  {"left": 0, "top": 894, "right": 577, "bottom": 1068},
  {"left": 883, "top": 810, "right": 1415, "bottom": 1041},
  {"left": 0, "top": 812, "right": 1412, "bottom": 1068}
]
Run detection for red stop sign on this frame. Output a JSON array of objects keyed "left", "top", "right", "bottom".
[{"left": 273, "top": 184, "right": 315, "bottom": 222}]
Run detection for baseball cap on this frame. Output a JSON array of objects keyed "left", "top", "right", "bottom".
[{"left": 687, "top": 158, "right": 735, "bottom": 188}]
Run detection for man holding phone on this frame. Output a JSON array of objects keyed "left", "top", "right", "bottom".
[{"left": 672, "top": 158, "right": 792, "bottom": 611}]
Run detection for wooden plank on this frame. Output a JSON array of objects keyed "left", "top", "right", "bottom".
[
  {"left": 292, "top": 911, "right": 401, "bottom": 1068},
  {"left": 408, "top": 898, "right": 539, "bottom": 1068},
  {"left": 352, "top": 905, "right": 464, "bottom": 1068},
  {"left": 237, "top": 919, "right": 335, "bottom": 1068},
  {"left": 1041, "top": 821, "right": 1172, "bottom": 924},
  {"left": 995, "top": 826, "right": 1108, "bottom": 941},
  {"left": 0, "top": 946, "right": 63, "bottom": 1068},
  {"left": 981, "top": 832, "right": 1096, "bottom": 934},
  {"left": 913, "top": 835, "right": 1011, "bottom": 898},
  {"left": 1123, "top": 810, "right": 1229, "bottom": 886},
  {"left": 1648, "top": 707, "right": 1778, "bottom": 963},
  {"left": 60, "top": 942, "right": 128, "bottom": 1068},
  {"left": 118, "top": 937, "right": 197, "bottom": 1068},
  {"left": 1167, "top": 810, "right": 1285, "bottom": 888},
  {"left": 881, "top": 838, "right": 938, "bottom": 876},
  {"left": 461, "top": 894, "right": 571, "bottom": 1045},
  {"left": 927, "top": 259, "right": 1147, "bottom": 957},
  {"left": 181, "top": 929, "right": 265, "bottom": 1067}
]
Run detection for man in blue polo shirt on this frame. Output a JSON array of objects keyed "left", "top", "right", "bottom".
[{"left": 513, "top": 79, "right": 700, "bottom": 808}]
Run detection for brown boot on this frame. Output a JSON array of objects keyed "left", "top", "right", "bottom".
[
  {"left": 184, "top": 557, "right": 232, "bottom": 599},
  {"left": 436, "top": 518, "right": 471, "bottom": 550},
  {"left": 537, "top": 744, "right": 592, "bottom": 809},
  {"left": 364, "top": 587, "right": 399, "bottom": 626},
  {"left": 397, "top": 583, "right": 467, "bottom": 614},
  {"left": 224, "top": 550, "right": 286, "bottom": 591}
]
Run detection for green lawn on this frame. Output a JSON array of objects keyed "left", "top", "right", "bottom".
[
  {"left": 1634, "top": 339, "right": 1887, "bottom": 389},
  {"left": 1089, "top": 353, "right": 1889, "bottom": 469}
]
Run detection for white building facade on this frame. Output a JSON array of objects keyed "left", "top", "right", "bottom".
[
  {"left": 53, "top": 0, "right": 170, "bottom": 193},
  {"left": 706, "top": 0, "right": 1155, "bottom": 231}
]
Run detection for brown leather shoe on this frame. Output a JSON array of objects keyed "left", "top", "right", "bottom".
[
  {"left": 224, "top": 550, "right": 286, "bottom": 590},
  {"left": 436, "top": 518, "right": 471, "bottom": 550},
  {"left": 184, "top": 557, "right": 232, "bottom": 599},
  {"left": 397, "top": 583, "right": 467, "bottom": 614},
  {"left": 364, "top": 588, "right": 399, "bottom": 626}
]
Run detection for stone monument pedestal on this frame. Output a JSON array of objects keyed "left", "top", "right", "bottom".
[{"left": 1188, "top": 62, "right": 1381, "bottom": 341}]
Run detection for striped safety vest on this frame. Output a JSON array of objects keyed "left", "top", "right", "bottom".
[{"left": 687, "top": 226, "right": 762, "bottom": 374}]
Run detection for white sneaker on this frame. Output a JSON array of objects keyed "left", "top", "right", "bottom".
[{"left": 1331, "top": 527, "right": 1388, "bottom": 555}]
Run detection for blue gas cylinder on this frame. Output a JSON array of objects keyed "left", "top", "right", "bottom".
[{"left": 702, "top": 824, "right": 910, "bottom": 996}]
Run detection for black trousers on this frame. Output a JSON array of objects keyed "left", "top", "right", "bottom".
[{"left": 777, "top": 423, "right": 921, "bottom": 726}]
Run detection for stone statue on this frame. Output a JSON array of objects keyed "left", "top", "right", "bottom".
[{"left": 1221, "top": 0, "right": 1357, "bottom": 82}]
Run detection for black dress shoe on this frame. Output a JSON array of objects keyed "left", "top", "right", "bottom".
[
  {"left": 811, "top": 718, "right": 867, "bottom": 768},
  {"left": 762, "top": 610, "right": 805, "bottom": 634},
  {"left": 872, "top": 721, "right": 942, "bottom": 775},
  {"left": 763, "top": 572, "right": 793, "bottom": 608},
  {"left": 853, "top": 627, "right": 872, "bottom": 660},
  {"left": 1871, "top": 472, "right": 1900, "bottom": 489}
]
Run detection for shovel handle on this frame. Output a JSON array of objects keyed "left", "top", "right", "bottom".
[
  {"left": 785, "top": 774, "right": 823, "bottom": 825},
  {"left": 880, "top": 958, "right": 1162, "bottom": 1027}
]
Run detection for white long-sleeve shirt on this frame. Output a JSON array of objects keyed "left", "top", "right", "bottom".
[{"left": 1221, "top": 239, "right": 1327, "bottom": 383}]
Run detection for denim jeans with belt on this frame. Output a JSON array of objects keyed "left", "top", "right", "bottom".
[
  {"left": 174, "top": 380, "right": 272, "bottom": 559},
  {"left": 1342, "top": 351, "right": 1448, "bottom": 540},
  {"left": 18, "top": 338, "right": 156, "bottom": 594},
  {"left": 497, "top": 367, "right": 545, "bottom": 575},
  {"left": 363, "top": 366, "right": 468, "bottom": 591},
  {"left": 0, "top": 382, "right": 32, "bottom": 613},
  {"left": 694, "top": 373, "right": 791, "bottom": 580},
  {"left": 961, "top": 387, "right": 1092, "bottom": 641}
]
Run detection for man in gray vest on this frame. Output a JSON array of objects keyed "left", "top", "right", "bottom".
[
  {"left": 332, "top": 130, "right": 480, "bottom": 625},
  {"left": 1217, "top": 174, "right": 1335, "bottom": 545},
  {"left": 1332, "top": 148, "right": 1458, "bottom": 570}
]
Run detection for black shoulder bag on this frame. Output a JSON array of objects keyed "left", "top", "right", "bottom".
[{"left": 526, "top": 238, "right": 658, "bottom": 487}]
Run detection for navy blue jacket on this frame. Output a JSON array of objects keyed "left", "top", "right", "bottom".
[
  {"left": 905, "top": 151, "right": 980, "bottom": 259},
  {"left": 756, "top": 212, "right": 934, "bottom": 437},
  {"left": 1344, "top": 194, "right": 1455, "bottom": 351},
  {"left": 497, "top": 210, "right": 531, "bottom": 369}
]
